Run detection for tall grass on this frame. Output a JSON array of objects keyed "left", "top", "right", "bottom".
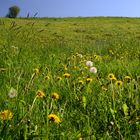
[{"left": 0, "top": 17, "right": 140, "bottom": 139}]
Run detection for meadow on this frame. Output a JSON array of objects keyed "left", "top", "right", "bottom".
[{"left": 0, "top": 17, "right": 140, "bottom": 140}]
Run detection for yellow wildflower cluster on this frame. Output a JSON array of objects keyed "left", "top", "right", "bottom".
[
  {"left": 63, "top": 73, "right": 70, "bottom": 78},
  {"left": 115, "top": 80, "right": 123, "bottom": 86},
  {"left": 48, "top": 114, "right": 61, "bottom": 123},
  {"left": 36, "top": 90, "right": 45, "bottom": 98},
  {"left": 0, "top": 110, "right": 13, "bottom": 121},
  {"left": 108, "top": 73, "right": 117, "bottom": 81},
  {"left": 51, "top": 92, "right": 59, "bottom": 100}
]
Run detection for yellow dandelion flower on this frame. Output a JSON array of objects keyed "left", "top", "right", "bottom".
[
  {"left": 94, "top": 55, "right": 102, "bottom": 61},
  {"left": 108, "top": 73, "right": 117, "bottom": 80},
  {"left": 36, "top": 90, "right": 45, "bottom": 98},
  {"left": 115, "top": 80, "right": 123, "bottom": 86},
  {"left": 51, "top": 92, "right": 59, "bottom": 100},
  {"left": 124, "top": 76, "right": 131, "bottom": 81},
  {"left": 0, "top": 68, "right": 7, "bottom": 72},
  {"left": 48, "top": 114, "right": 61, "bottom": 123},
  {"left": 76, "top": 52, "right": 79, "bottom": 56},
  {"left": 64, "top": 67, "right": 68, "bottom": 71},
  {"left": 86, "top": 78, "right": 93, "bottom": 83},
  {"left": 79, "top": 80, "right": 84, "bottom": 85},
  {"left": 33, "top": 68, "right": 39, "bottom": 74},
  {"left": 94, "top": 55, "right": 98, "bottom": 59},
  {"left": 45, "top": 76, "right": 50, "bottom": 80},
  {"left": 63, "top": 73, "right": 70, "bottom": 78},
  {"left": 0, "top": 110, "right": 13, "bottom": 120},
  {"left": 57, "top": 76, "right": 62, "bottom": 81}
]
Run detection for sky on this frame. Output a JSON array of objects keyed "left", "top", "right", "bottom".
[{"left": 0, "top": 0, "right": 140, "bottom": 17}]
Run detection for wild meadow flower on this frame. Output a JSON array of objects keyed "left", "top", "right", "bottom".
[
  {"left": 57, "top": 76, "right": 62, "bottom": 81},
  {"left": 0, "top": 110, "right": 13, "bottom": 120},
  {"left": 63, "top": 73, "right": 70, "bottom": 78},
  {"left": 115, "top": 80, "right": 123, "bottom": 86},
  {"left": 108, "top": 73, "right": 117, "bottom": 81},
  {"left": 8, "top": 87, "right": 17, "bottom": 98},
  {"left": 51, "top": 92, "right": 59, "bottom": 100},
  {"left": 33, "top": 68, "right": 39, "bottom": 74},
  {"left": 124, "top": 76, "right": 131, "bottom": 82},
  {"left": 0, "top": 68, "right": 6, "bottom": 72},
  {"left": 90, "top": 67, "right": 97, "bottom": 74},
  {"left": 36, "top": 90, "right": 45, "bottom": 98},
  {"left": 45, "top": 76, "right": 50, "bottom": 80},
  {"left": 94, "top": 54, "right": 98, "bottom": 59},
  {"left": 79, "top": 80, "right": 84, "bottom": 85},
  {"left": 86, "top": 78, "right": 93, "bottom": 83},
  {"left": 64, "top": 66, "right": 68, "bottom": 71},
  {"left": 94, "top": 54, "right": 102, "bottom": 61},
  {"left": 48, "top": 114, "right": 61, "bottom": 123},
  {"left": 86, "top": 61, "right": 93, "bottom": 67}
]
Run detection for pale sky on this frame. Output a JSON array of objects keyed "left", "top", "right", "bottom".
[{"left": 0, "top": 0, "right": 140, "bottom": 17}]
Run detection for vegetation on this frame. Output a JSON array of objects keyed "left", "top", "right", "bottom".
[
  {"left": 6, "top": 5, "right": 20, "bottom": 18},
  {"left": 0, "top": 17, "right": 140, "bottom": 139}
]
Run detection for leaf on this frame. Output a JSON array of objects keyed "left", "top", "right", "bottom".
[
  {"left": 82, "top": 96, "right": 87, "bottom": 109},
  {"left": 123, "top": 103, "right": 128, "bottom": 116}
]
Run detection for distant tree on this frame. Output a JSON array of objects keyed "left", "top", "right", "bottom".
[
  {"left": 27, "top": 12, "right": 30, "bottom": 18},
  {"left": 6, "top": 5, "right": 20, "bottom": 18}
]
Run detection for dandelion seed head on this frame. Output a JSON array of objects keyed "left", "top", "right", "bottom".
[
  {"left": 90, "top": 67, "right": 97, "bottom": 74},
  {"left": 86, "top": 61, "right": 93, "bottom": 67},
  {"left": 8, "top": 87, "right": 17, "bottom": 98}
]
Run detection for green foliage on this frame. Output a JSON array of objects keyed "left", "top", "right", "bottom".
[
  {"left": 0, "top": 17, "right": 140, "bottom": 139},
  {"left": 6, "top": 5, "right": 20, "bottom": 18}
]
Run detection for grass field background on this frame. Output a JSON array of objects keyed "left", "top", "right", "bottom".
[{"left": 0, "top": 17, "right": 140, "bottom": 139}]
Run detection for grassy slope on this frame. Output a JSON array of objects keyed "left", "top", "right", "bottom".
[{"left": 0, "top": 17, "right": 140, "bottom": 139}]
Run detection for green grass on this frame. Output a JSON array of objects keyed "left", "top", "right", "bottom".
[{"left": 0, "top": 17, "right": 140, "bottom": 140}]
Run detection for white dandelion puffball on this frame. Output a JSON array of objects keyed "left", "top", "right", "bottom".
[
  {"left": 90, "top": 67, "right": 97, "bottom": 74},
  {"left": 8, "top": 87, "right": 17, "bottom": 98},
  {"left": 86, "top": 61, "right": 93, "bottom": 67}
]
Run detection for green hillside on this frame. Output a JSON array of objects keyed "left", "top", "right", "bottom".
[{"left": 0, "top": 17, "right": 140, "bottom": 139}]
